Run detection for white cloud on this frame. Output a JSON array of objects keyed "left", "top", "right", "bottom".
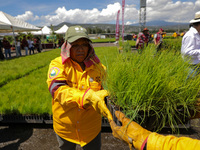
[
  {"left": 15, "top": 11, "right": 39, "bottom": 22},
  {"left": 15, "top": 1, "right": 200, "bottom": 26},
  {"left": 146, "top": 0, "right": 197, "bottom": 23},
  {"left": 39, "top": 3, "right": 122, "bottom": 26},
  {"left": 100, "top": 3, "right": 121, "bottom": 16},
  {"left": 125, "top": 21, "right": 133, "bottom": 25}
]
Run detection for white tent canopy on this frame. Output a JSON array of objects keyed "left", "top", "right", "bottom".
[
  {"left": 55, "top": 25, "right": 68, "bottom": 34},
  {"left": 0, "top": 11, "right": 41, "bottom": 57},
  {"left": 0, "top": 32, "right": 18, "bottom": 36},
  {"left": 0, "top": 11, "right": 40, "bottom": 33},
  {"left": 31, "top": 26, "right": 52, "bottom": 35}
]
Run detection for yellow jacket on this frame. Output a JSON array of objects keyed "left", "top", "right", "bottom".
[
  {"left": 147, "top": 132, "right": 200, "bottom": 150},
  {"left": 47, "top": 56, "right": 106, "bottom": 147}
]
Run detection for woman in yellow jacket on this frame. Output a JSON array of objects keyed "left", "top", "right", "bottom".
[
  {"left": 47, "top": 25, "right": 112, "bottom": 150},
  {"left": 109, "top": 111, "right": 200, "bottom": 150}
]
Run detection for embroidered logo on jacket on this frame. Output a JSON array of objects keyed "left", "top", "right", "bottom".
[{"left": 49, "top": 67, "right": 60, "bottom": 79}]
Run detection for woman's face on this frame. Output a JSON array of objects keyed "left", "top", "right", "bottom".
[{"left": 70, "top": 38, "right": 89, "bottom": 63}]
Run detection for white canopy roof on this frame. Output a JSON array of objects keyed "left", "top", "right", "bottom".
[
  {"left": 0, "top": 32, "right": 18, "bottom": 36},
  {"left": 0, "top": 11, "right": 40, "bottom": 33},
  {"left": 55, "top": 25, "right": 68, "bottom": 34},
  {"left": 31, "top": 26, "right": 52, "bottom": 35}
]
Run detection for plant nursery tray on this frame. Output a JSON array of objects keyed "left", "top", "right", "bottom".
[
  {"left": 0, "top": 113, "right": 111, "bottom": 127},
  {"left": 0, "top": 98, "right": 192, "bottom": 130},
  {"left": 0, "top": 114, "right": 52, "bottom": 124},
  {"left": 106, "top": 99, "right": 191, "bottom": 131}
]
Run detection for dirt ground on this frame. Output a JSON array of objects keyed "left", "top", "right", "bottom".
[
  {"left": 0, "top": 124, "right": 130, "bottom": 150},
  {"left": 1, "top": 119, "right": 200, "bottom": 150}
]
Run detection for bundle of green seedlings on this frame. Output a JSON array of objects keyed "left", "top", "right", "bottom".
[
  {"left": 105, "top": 45, "right": 200, "bottom": 132},
  {"left": 162, "top": 38, "right": 182, "bottom": 54}
]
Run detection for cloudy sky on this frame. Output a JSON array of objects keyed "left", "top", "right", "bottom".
[{"left": 1, "top": 0, "right": 200, "bottom": 27}]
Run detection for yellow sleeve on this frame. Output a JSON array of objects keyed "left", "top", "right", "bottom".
[
  {"left": 47, "top": 57, "right": 84, "bottom": 107},
  {"left": 147, "top": 132, "right": 200, "bottom": 150}
]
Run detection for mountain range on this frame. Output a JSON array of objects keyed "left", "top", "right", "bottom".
[
  {"left": 131, "top": 20, "right": 188, "bottom": 26},
  {"left": 53, "top": 20, "right": 190, "bottom": 33}
]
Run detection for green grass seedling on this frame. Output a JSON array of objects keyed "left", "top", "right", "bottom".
[
  {"left": 106, "top": 45, "right": 200, "bottom": 132},
  {"left": 0, "top": 49, "right": 60, "bottom": 87}
]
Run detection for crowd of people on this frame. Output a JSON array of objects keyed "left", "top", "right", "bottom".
[
  {"left": 134, "top": 27, "right": 166, "bottom": 53},
  {"left": 0, "top": 36, "right": 42, "bottom": 60}
]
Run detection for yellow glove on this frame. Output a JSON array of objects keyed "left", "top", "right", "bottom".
[
  {"left": 82, "top": 89, "right": 113, "bottom": 121},
  {"left": 109, "top": 111, "right": 151, "bottom": 150}
]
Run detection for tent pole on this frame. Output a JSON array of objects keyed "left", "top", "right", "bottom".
[{"left": 11, "top": 26, "right": 18, "bottom": 57}]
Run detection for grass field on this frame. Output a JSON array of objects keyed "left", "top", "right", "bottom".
[{"left": 0, "top": 46, "right": 118, "bottom": 115}]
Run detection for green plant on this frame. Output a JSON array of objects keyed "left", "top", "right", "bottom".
[
  {"left": 106, "top": 45, "right": 200, "bottom": 132},
  {"left": 95, "top": 46, "right": 119, "bottom": 68},
  {"left": 0, "top": 66, "right": 52, "bottom": 115},
  {"left": 91, "top": 38, "right": 116, "bottom": 43},
  {"left": 0, "top": 49, "right": 60, "bottom": 87},
  {"left": 122, "top": 42, "right": 132, "bottom": 52},
  {"left": 162, "top": 38, "right": 182, "bottom": 54}
]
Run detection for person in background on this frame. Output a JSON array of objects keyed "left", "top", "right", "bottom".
[
  {"left": 136, "top": 28, "right": 150, "bottom": 49},
  {"left": 16, "top": 37, "right": 22, "bottom": 57},
  {"left": 2, "top": 37, "right": 11, "bottom": 59},
  {"left": 0, "top": 39, "right": 5, "bottom": 60},
  {"left": 33, "top": 38, "right": 37, "bottom": 45},
  {"left": 21, "top": 36, "right": 28, "bottom": 55},
  {"left": 36, "top": 37, "right": 42, "bottom": 53},
  {"left": 58, "top": 37, "right": 64, "bottom": 48},
  {"left": 109, "top": 110, "right": 200, "bottom": 150},
  {"left": 46, "top": 25, "right": 113, "bottom": 150},
  {"left": 180, "top": 31, "right": 186, "bottom": 37},
  {"left": 154, "top": 28, "right": 164, "bottom": 52},
  {"left": 132, "top": 33, "right": 137, "bottom": 41},
  {"left": 27, "top": 37, "right": 34, "bottom": 55},
  {"left": 181, "top": 11, "right": 200, "bottom": 78},
  {"left": 172, "top": 32, "right": 178, "bottom": 38}
]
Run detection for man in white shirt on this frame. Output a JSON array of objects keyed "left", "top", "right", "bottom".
[{"left": 181, "top": 11, "right": 200, "bottom": 77}]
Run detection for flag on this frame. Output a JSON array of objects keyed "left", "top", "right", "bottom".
[
  {"left": 122, "top": 0, "right": 125, "bottom": 42},
  {"left": 115, "top": 10, "right": 120, "bottom": 41}
]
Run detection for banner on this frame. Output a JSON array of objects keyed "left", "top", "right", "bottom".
[
  {"left": 115, "top": 10, "right": 120, "bottom": 41},
  {"left": 122, "top": 0, "right": 125, "bottom": 41}
]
